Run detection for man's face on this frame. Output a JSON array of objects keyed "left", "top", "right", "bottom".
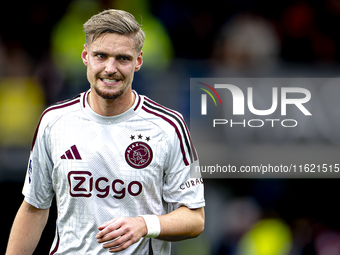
[{"left": 82, "top": 33, "right": 143, "bottom": 100}]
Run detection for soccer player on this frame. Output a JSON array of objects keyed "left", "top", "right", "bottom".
[{"left": 6, "top": 9, "right": 205, "bottom": 255}]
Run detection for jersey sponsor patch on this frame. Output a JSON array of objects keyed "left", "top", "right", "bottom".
[
  {"left": 125, "top": 142, "right": 153, "bottom": 169},
  {"left": 67, "top": 171, "right": 143, "bottom": 198}
]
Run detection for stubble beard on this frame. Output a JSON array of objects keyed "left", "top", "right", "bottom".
[
  {"left": 92, "top": 73, "right": 127, "bottom": 100},
  {"left": 93, "top": 85, "right": 123, "bottom": 100}
]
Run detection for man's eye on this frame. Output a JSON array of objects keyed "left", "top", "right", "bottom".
[
  {"left": 97, "top": 54, "right": 106, "bottom": 59},
  {"left": 119, "top": 56, "right": 130, "bottom": 61}
]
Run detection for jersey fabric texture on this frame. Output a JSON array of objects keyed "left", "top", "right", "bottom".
[{"left": 23, "top": 90, "right": 205, "bottom": 255}]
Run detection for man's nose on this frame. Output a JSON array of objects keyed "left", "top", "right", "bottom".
[{"left": 105, "top": 58, "right": 117, "bottom": 74}]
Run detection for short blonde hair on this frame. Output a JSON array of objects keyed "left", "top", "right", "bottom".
[{"left": 83, "top": 9, "right": 145, "bottom": 52}]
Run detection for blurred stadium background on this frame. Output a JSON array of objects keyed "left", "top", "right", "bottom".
[{"left": 2, "top": 0, "right": 340, "bottom": 254}]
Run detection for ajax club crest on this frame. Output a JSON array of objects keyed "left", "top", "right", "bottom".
[{"left": 125, "top": 139, "right": 153, "bottom": 169}]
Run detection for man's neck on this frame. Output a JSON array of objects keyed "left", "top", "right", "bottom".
[{"left": 87, "top": 89, "right": 135, "bottom": 117}]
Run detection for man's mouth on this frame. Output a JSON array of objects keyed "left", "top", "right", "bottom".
[{"left": 100, "top": 78, "right": 121, "bottom": 84}]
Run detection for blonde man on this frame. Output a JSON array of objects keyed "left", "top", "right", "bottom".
[{"left": 6, "top": 9, "right": 205, "bottom": 255}]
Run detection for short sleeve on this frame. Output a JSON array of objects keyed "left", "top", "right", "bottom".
[
  {"left": 22, "top": 120, "right": 54, "bottom": 209},
  {"left": 162, "top": 126, "right": 205, "bottom": 210}
]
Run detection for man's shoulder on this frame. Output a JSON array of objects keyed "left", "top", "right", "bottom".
[
  {"left": 138, "top": 95, "right": 197, "bottom": 166},
  {"left": 138, "top": 95, "right": 186, "bottom": 127},
  {"left": 30, "top": 93, "right": 83, "bottom": 150},
  {"left": 42, "top": 94, "right": 82, "bottom": 120},
  {"left": 36, "top": 93, "right": 83, "bottom": 133},
  {"left": 137, "top": 95, "right": 191, "bottom": 142}
]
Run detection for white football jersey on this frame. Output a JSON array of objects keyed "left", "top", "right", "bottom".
[{"left": 23, "top": 90, "right": 205, "bottom": 255}]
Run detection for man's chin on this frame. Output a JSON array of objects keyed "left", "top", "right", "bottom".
[{"left": 94, "top": 87, "right": 123, "bottom": 100}]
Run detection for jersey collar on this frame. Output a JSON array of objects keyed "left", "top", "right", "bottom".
[{"left": 81, "top": 89, "right": 143, "bottom": 124}]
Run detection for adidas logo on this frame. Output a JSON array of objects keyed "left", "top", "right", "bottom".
[{"left": 61, "top": 145, "right": 82, "bottom": 160}]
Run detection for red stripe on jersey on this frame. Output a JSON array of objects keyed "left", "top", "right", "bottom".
[
  {"left": 31, "top": 98, "right": 80, "bottom": 151},
  {"left": 142, "top": 106, "right": 189, "bottom": 166},
  {"left": 83, "top": 90, "right": 89, "bottom": 108},
  {"left": 50, "top": 227, "right": 60, "bottom": 255},
  {"left": 134, "top": 94, "right": 142, "bottom": 111},
  {"left": 144, "top": 98, "right": 198, "bottom": 161}
]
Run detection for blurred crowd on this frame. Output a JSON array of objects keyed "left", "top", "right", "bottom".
[{"left": 2, "top": 0, "right": 340, "bottom": 254}]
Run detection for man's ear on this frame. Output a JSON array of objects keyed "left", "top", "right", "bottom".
[
  {"left": 134, "top": 51, "right": 143, "bottom": 72},
  {"left": 81, "top": 44, "right": 88, "bottom": 66}
]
